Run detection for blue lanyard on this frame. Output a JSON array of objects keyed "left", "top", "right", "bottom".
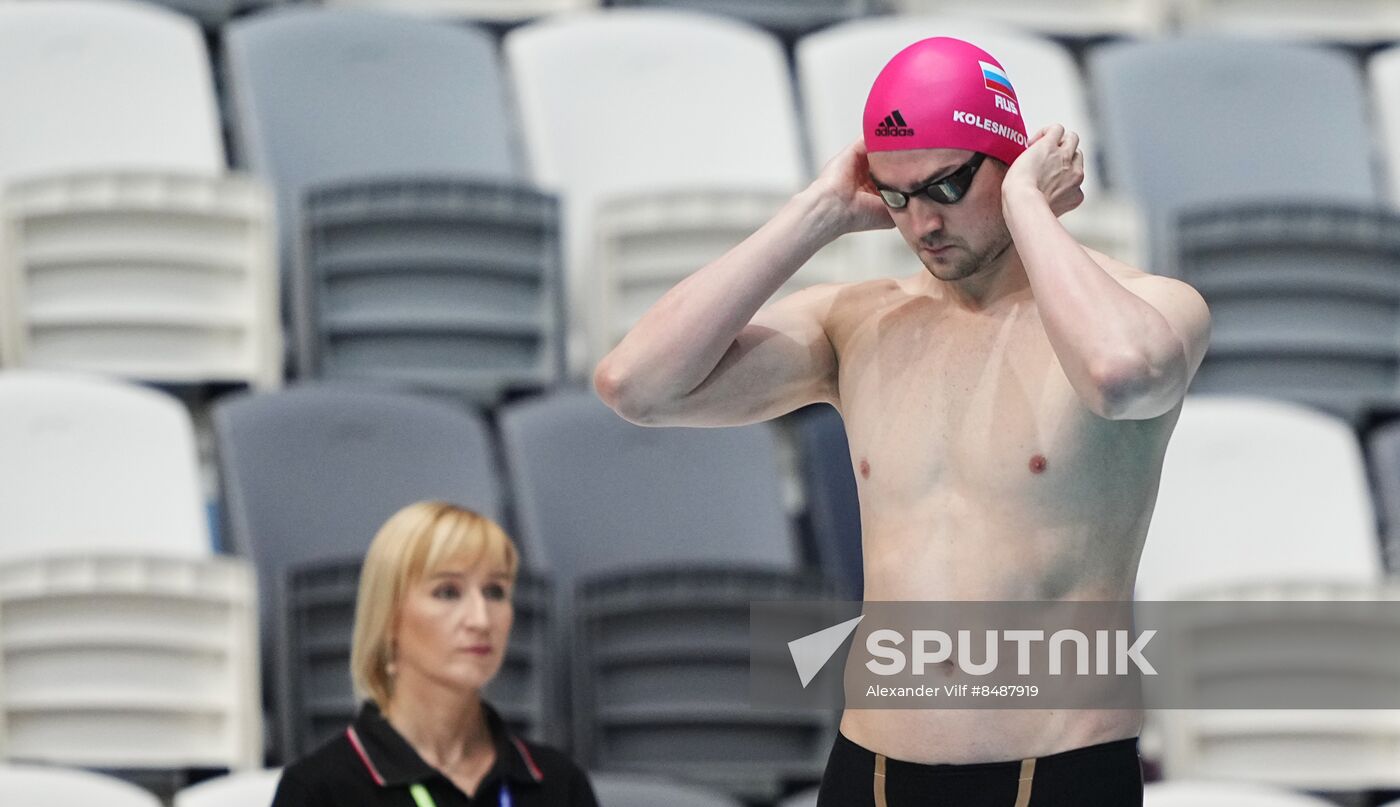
[{"left": 409, "top": 782, "right": 511, "bottom": 807}]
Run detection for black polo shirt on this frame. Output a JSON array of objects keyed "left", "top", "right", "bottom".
[{"left": 272, "top": 701, "right": 599, "bottom": 807}]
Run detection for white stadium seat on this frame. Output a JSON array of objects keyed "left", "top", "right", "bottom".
[
  {"left": 0, "top": 763, "right": 162, "bottom": 807},
  {"left": 174, "top": 769, "right": 283, "bottom": 807},
  {"left": 506, "top": 10, "right": 833, "bottom": 373},
  {"left": 0, "top": 371, "right": 211, "bottom": 560},
  {"left": 1145, "top": 781, "right": 1344, "bottom": 807},
  {"left": 0, "top": 554, "right": 261, "bottom": 769}
]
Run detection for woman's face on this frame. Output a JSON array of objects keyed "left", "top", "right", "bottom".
[{"left": 391, "top": 558, "right": 514, "bottom": 696}]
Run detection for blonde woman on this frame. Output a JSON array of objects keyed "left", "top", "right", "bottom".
[{"left": 272, "top": 501, "right": 598, "bottom": 807}]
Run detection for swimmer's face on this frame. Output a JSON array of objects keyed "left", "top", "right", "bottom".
[{"left": 867, "top": 148, "right": 1013, "bottom": 282}]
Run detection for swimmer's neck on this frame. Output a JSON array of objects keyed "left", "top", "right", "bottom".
[{"left": 916, "top": 242, "right": 1029, "bottom": 314}]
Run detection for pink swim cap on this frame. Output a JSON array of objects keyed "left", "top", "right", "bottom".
[{"left": 863, "top": 37, "right": 1028, "bottom": 166}]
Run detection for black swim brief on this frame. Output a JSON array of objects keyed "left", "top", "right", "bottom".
[{"left": 815, "top": 732, "right": 1143, "bottom": 807}]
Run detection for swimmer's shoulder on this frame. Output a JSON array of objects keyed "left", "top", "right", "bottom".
[
  {"left": 1082, "top": 246, "right": 1148, "bottom": 282},
  {"left": 1084, "top": 245, "right": 1212, "bottom": 381},
  {"left": 772, "top": 275, "right": 907, "bottom": 319},
  {"left": 1083, "top": 246, "right": 1207, "bottom": 308},
  {"left": 799, "top": 275, "right": 913, "bottom": 338},
  {"left": 1085, "top": 246, "right": 1189, "bottom": 300}
]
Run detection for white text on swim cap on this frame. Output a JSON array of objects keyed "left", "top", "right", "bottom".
[{"left": 952, "top": 110, "right": 1028, "bottom": 148}]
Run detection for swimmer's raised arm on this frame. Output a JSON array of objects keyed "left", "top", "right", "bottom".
[
  {"left": 594, "top": 139, "right": 893, "bottom": 428},
  {"left": 1002, "top": 124, "right": 1211, "bottom": 421}
]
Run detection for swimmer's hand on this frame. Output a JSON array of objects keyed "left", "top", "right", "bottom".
[
  {"left": 1003, "top": 124, "right": 1085, "bottom": 218},
  {"left": 808, "top": 138, "right": 896, "bottom": 235}
]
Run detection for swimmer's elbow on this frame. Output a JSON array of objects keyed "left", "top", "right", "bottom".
[
  {"left": 1089, "top": 352, "right": 1186, "bottom": 420},
  {"left": 595, "top": 359, "right": 642, "bottom": 422},
  {"left": 594, "top": 359, "right": 664, "bottom": 425}
]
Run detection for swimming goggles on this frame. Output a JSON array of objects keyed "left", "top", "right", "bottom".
[{"left": 876, "top": 152, "right": 987, "bottom": 208}]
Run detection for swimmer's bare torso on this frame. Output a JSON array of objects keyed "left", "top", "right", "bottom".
[
  {"left": 595, "top": 134, "right": 1209, "bottom": 765},
  {"left": 829, "top": 253, "right": 1175, "bottom": 763}
]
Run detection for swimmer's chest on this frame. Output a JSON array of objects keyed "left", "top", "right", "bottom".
[{"left": 832, "top": 298, "right": 1149, "bottom": 505}]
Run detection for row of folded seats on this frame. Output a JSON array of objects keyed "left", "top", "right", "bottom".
[
  {"left": 0, "top": 370, "right": 831, "bottom": 802},
  {"left": 9, "top": 763, "right": 1400, "bottom": 807},
  {"left": 33, "top": 0, "right": 1400, "bottom": 43},
  {"left": 3, "top": 368, "right": 1400, "bottom": 801},
  {"left": 0, "top": 762, "right": 806, "bottom": 807},
  {"left": 4, "top": 1, "right": 1400, "bottom": 804},
  {"left": 8, "top": 2, "right": 1400, "bottom": 425}
]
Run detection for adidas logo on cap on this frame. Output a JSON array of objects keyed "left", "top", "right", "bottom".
[{"left": 875, "top": 109, "right": 915, "bottom": 137}]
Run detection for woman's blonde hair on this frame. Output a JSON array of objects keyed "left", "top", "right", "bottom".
[{"left": 350, "top": 501, "right": 519, "bottom": 709}]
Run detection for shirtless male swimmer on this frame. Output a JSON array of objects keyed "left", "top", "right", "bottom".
[{"left": 594, "top": 38, "right": 1211, "bottom": 806}]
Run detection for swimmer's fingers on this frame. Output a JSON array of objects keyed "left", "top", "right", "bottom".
[
  {"left": 840, "top": 138, "right": 880, "bottom": 193},
  {"left": 1062, "top": 130, "right": 1080, "bottom": 158},
  {"left": 1027, "top": 124, "right": 1059, "bottom": 147},
  {"left": 811, "top": 137, "right": 895, "bottom": 234},
  {"left": 1051, "top": 136, "right": 1087, "bottom": 217}
]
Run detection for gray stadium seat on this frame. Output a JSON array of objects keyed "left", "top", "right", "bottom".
[
  {"left": 497, "top": 387, "right": 798, "bottom": 582},
  {"left": 1093, "top": 38, "right": 1399, "bottom": 418},
  {"left": 571, "top": 567, "right": 831, "bottom": 800},
  {"left": 280, "top": 557, "right": 553, "bottom": 758},
  {"left": 297, "top": 179, "right": 563, "bottom": 403},
  {"left": 212, "top": 384, "right": 503, "bottom": 760},
  {"left": 1174, "top": 204, "right": 1400, "bottom": 421},
  {"left": 588, "top": 773, "right": 745, "bottom": 807},
  {"left": 604, "top": 0, "right": 873, "bottom": 37},
  {"left": 225, "top": 8, "right": 516, "bottom": 242},
  {"left": 224, "top": 9, "right": 560, "bottom": 400},
  {"left": 498, "top": 388, "right": 832, "bottom": 800},
  {"left": 792, "top": 404, "right": 862, "bottom": 599},
  {"left": 1089, "top": 38, "right": 1379, "bottom": 273}
]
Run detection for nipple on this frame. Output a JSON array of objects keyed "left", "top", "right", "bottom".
[{"left": 1028, "top": 454, "right": 1047, "bottom": 474}]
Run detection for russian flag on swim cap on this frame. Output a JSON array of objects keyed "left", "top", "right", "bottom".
[
  {"left": 979, "top": 60, "right": 1017, "bottom": 102},
  {"left": 863, "top": 37, "right": 1028, "bottom": 167}
]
